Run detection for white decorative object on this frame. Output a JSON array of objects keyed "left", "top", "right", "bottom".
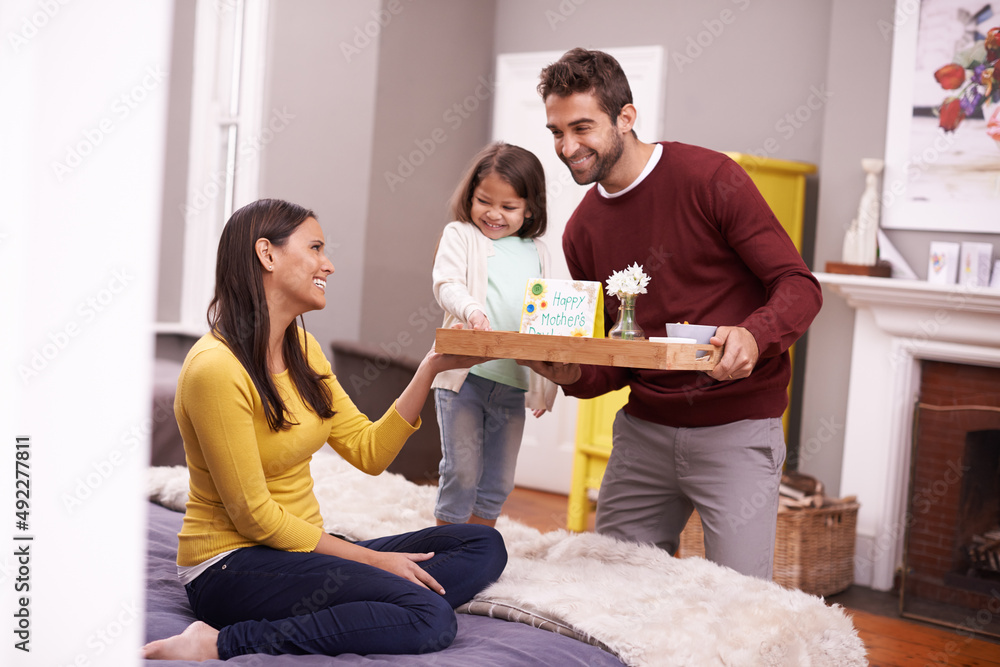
[
  {"left": 876, "top": 229, "right": 918, "bottom": 279},
  {"left": 958, "top": 242, "right": 994, "bottom": 287},
  {"left": 841, "top": 158, "right": 884, "bottom": 266},
  {"left": 991, "top": 260, "right": 1000, "bottom": 288},
  {"left": 927, "top": 242, "right": 960, "bottom": 285}
]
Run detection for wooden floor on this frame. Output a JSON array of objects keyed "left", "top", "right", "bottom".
[{"left": 502, "top": 486, "right": 1000, "bottom": 667}]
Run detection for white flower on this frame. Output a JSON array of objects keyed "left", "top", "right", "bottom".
[{"left": 605, "top": 262, "right": 650, "bottom": 297}]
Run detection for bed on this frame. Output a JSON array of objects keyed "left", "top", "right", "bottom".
[
  {"left": 144, "top": 499, "right": 623, "bottom": 666},
  {"left": 145, "top": 449, "right": 867, "bottom": 667}
]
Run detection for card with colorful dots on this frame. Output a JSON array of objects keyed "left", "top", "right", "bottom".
[{"left": 519, "top": 278, "right": 604, "bottom": 337}]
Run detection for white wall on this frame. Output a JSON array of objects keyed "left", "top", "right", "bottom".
[
  {"left": 359, "top": 0, "right": 498, "bottom": 357},
  {"left": 1, "top": 1, "right": 172, "bottom": 664}
]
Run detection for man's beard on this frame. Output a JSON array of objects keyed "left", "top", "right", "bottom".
[{"left": 561, "top": 129, "right": 625, "bottom": 185}]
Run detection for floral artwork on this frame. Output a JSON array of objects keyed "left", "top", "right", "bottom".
[
  {"left": 881, "top": 0, "right": 1000, "bottom": 233},
  {"left": 933, "top": 26, "right": 1000, "bottom": 135}
]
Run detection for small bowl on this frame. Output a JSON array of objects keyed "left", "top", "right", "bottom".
[
  {"left": 665, "top": 323, "right": 717, "bottom": 344},
  {"left": 665, "top": 323, "right": 717, "bottom": 357}
]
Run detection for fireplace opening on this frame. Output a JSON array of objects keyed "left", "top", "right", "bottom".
[
  {"left": 901, "top": 361, "right": 1000, "bottom": 639},
  {"left": 950, "top": 430, "right": 1000, "bottom": 593}
]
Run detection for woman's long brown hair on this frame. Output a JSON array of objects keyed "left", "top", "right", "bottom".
[{"left": 208, "top": 198, "right": 335, "bottom": 431}]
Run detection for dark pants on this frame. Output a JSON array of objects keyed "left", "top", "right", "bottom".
[{"left": 185, "top": 524, "right": 507, "bottom": 658}]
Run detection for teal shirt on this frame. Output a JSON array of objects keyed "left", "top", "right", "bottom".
[{"left": 470, "top": 236, "right": 541, "bottom": 390}]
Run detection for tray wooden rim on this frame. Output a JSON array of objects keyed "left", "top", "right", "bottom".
[{"left": 435, "top": 328, "right": 722, "bottom": 371}]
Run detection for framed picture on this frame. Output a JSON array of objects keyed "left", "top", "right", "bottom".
[{"left": 881, "top": 0, "right": 1000, "bottom": 232}]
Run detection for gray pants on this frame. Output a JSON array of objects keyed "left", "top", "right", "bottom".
[{"left": 595, "top": 412, "right": 785, "bottom": 579}]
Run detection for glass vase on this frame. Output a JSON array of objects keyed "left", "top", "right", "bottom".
[{"left": 608, "top": 293, "right": 645, "bottom": 340}]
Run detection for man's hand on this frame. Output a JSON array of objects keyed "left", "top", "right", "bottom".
[
  {"left": 517, "top": 359, "right": 582, "bottom": 386},
  {"left": 707, "top": 326, "right": 758, "bottom": 382}
]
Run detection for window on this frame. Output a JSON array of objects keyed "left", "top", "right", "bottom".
[{"left": 157, "top": 0, "right": 269, "bottom": 335}]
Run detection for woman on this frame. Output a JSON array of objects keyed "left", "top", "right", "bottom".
[{"left": 142, "top": 199, "right": 506, "bottom": 660}]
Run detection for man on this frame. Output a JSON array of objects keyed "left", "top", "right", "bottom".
[{"left": 526, "top": 48, "right": 822, "bottom": 579}]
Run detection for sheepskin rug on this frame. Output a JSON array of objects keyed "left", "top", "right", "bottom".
[{"left": 148, "top": 448, "right": 867, "bottom": 667}]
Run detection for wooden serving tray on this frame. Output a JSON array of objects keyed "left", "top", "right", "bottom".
[{"left": 435, "top": 329, "right": 722, "bottom": 371}]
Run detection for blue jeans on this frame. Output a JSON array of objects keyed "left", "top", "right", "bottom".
[
  {"left": 184, "top": 524, "right": 507, "bottom": 658},
  {"left": 434, "top": 373, "right": 527, "bottom": 523}
]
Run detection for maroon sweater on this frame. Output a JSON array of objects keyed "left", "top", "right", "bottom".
[{"left": 562, "top": 142, "right": 822, "bottom": 428}]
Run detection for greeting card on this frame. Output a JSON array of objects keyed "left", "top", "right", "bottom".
[{"left": 520, "top": 278, "right": 604, "bottom": 337}]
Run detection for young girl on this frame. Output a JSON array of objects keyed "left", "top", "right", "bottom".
[{"left": 431, "top": 142, "right": 557, "bottom": 527}]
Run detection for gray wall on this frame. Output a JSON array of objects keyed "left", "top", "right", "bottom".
[
  {"left": 497, "top": 0, "right": 832, "bottom": 161},
  {"left": 359, "top": 0, "right": 497, "bottom": 360},
  {"left": 261, "top": 0, "right": 384, "bottom": 349},
  {"left": 156, "top": 0, "right": 196, "bottom": 326},
  {"left": 794, "top": 0, "right": 898, "bottom": 493}
]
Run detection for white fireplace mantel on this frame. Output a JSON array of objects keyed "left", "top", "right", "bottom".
[{"left": 817, "top": 272, "right": 1000, "bottom": 591}]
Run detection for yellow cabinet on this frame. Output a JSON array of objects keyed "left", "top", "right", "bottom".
[
  {"left": 725, "top": 153, "right": 815, "bottom": 439},
  {"left": 565, "top": 154, "right": 815, "bottom": 532},
  {"left": 566, "top": 387, "right": 630, "bottom": 533},
  {"left": 723, "top": 152, "right": 816, "bottom": 254}
]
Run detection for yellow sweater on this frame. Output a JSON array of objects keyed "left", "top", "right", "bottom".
[{"left": 175, "top": 331, "right": 419, "bottom": 567}]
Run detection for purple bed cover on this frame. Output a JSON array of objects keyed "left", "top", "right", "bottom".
[{"left": 144, "top": 501, "right": 624, "bottom": 666}]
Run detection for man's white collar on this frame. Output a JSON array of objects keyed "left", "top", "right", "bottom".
[{"left": 598, "top": 143, "right": 663, "bottom": 199}]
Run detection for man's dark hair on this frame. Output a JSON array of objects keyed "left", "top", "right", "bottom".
[{"left": 537, "top": 48, "right": 634, "bottom": 127}]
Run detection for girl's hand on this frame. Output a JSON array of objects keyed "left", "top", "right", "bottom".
[
  {"left": 365, "top": 550, "right": 446, "bottom": 594},
  {"left": 468, "top": 310, "right": 491, "bottom": 331},
  {"left": 532, "top": 408, "right": 547, "bottom": 418}
]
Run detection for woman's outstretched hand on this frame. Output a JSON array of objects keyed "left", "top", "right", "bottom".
[
  {"left": 395, "top": 324, "right": 491, "bottom": 426},
  {"left": 424, "top": 322, "right": 491, "bottom": 374}
]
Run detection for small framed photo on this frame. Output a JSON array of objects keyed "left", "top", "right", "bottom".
[
  {"left": 959, "top": 242, "right": 994, "bottom": 287},
  {"left": 928, "top": 242, "right": 960, "bottom": 285}
]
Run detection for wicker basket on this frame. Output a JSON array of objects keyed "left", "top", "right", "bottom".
[{"left": 677, "top": 502, "right": 859, "bottom": 597}]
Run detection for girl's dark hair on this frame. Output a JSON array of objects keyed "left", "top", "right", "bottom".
[
  {"left": 537, "top": 48, "right": 636, "bottom": 136},
  {"left": 208, "top": 198, "right": 335, "bottom": 431},
  {"left": 448, "top": 141, "right": 548, "bottom": 239}
]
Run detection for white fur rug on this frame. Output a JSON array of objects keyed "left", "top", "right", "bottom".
[{"left": 148, "top": 448, "right": 867, "bottom": 667}]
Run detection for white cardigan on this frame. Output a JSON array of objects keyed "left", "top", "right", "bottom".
[{"left": 431, "top": 221, "right": 558, "bottom": 411}]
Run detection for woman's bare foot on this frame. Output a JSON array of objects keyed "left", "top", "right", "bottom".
[{"left": 141, "top": 620, "right": 220, "bottom": 661}]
